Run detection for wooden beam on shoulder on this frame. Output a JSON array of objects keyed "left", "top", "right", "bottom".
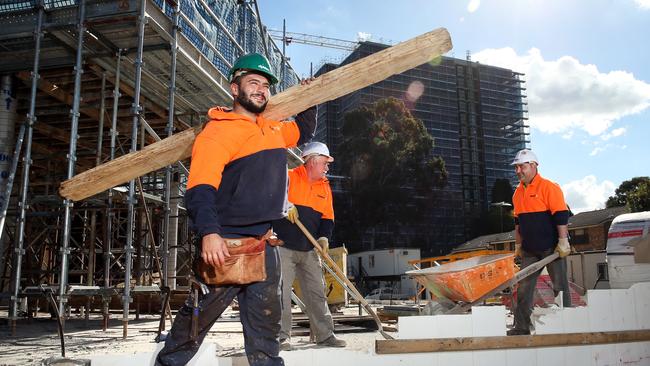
[{"left": 59, "top": 28, "right": 452, "bottom": 201}]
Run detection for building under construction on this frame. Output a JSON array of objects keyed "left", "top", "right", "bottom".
[
  {"left": 315, "top": 43, "right": 529, "bottom": 255},
  {"left": 1, "top": 3, "right": 650, "bottom": 366},
  {"left": 0, "top": 0, "right": 298, "bottom": 336}
]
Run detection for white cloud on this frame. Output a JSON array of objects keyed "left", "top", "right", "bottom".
[
  {"left": 561, "top": 131, "right": 574, "bottom": 140},
  {"left": 472, "top": 48, "right": 650, "bottom": 137},
  {"left": 467, "top": 0, "right": 480, "bottom": 13},
  {"left": 562, "top": 175, "right": 616, "bottom": 213},
  {"left": 600, "top": 127, "right": 626, "bottom": 141},
  {"left": 589, "top": 147, "right": 605, "bottom": 156},
  {"left": 356, "top": 32, "right": 372, "bottom": 42},
  {"left": 634, "top": 0, "right": 650, "bottom": 9}
]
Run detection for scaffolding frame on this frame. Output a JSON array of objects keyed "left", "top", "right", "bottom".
[{"left": 0, "top": 0, "right": 296, "bottom": 338}]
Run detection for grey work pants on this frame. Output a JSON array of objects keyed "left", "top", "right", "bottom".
[
  {"left": 278, "top": 246, "right": 335, "bottom": 342},
  {"left": 512, "top": 248, "right": 572, "bottom": 332},
  {"left": 156, "top": 244, "right": 284, "bottom": 366}
]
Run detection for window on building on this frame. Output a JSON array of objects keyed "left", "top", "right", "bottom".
[
  {"left": 597, "top": 262, "right": 609, "bottom": 281},
  {"left": 571, "top": 228, "right": 589, "bottom": 245},
  {"left": 369, "top": 255, "right": 375, "bottom": 268}
]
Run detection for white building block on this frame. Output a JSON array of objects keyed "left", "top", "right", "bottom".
[
  {"left": 587, "top": 289, "right": 615, "bottom": 332},
  {"left": 631, "top": 282, "right": 650, "bottom": 329},
  {"left": 616, "top": 341, "right": 650, "bottom": 365},
  {"left": 506, "top": 348, "right": 536, "bottom": 366},
  {"left": 282, "top": 348, "right": 315, "bottom": 366},
  {"left": 473, "top": 350, "right": 506, "bottom": 365},
  {"left": 399, "top": 313, "right": 472, "bottom": 339},
  {"left": 432, "top": 314, "right": 473, "bottom": 338},
  {"left": 399, "top": 315, "right": 437, "bottom": 339},
  {"left": 471, "top": 306, "right": 506, "bottom": 337},
  {"left": 590, "top": 344, "right": 617, "bottom": 366},
  {"left": 90, "top": 351, "right": 157, "bottom": 366},
  {"left": 373, "top": 353, "right": 438, "bottom": 366},
  {"left": 536, "top": 347, "right": 565, "bottom": 366},
  {"left": 438, "top": 351, "right": 473, "bottom": 366},
  {"left": 564, "top": 346, "right": 592, "bottom": 366},
  {"left": 561, "top": 306, "right": 590, "bottom": 333},
  {"left": 187, "top": 342, "right": 218, "bottom": 365},
  {"left": 533, "top": 308, "right": 564, "bottom": 334},
  {"left": 610, "top": 288, "right": 638, "bottom": 331}
]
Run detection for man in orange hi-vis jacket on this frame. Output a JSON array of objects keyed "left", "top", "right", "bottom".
[
  {"left": 156, "top": 53, "right": 315, "bottom": 366},
  {"left": 273, "top": 142, "right": 346, "bottom": 351},
  {"left": 508, "top": 149, "right": 572, "bottom": 336}
]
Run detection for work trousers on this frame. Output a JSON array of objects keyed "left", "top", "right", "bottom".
[
  {"left": 278, "top": 247, "right": 335, "bottom": 343},
  {"left": 156, "top": 244, "right": 284, "bottom": 366},
  {"left": 512, "top": 248, "right": 572, "bottom": 332}
]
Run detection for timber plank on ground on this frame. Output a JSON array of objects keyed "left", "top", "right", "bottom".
[{"left": 375, "top": 329, "right": 650, "bottom": 354}]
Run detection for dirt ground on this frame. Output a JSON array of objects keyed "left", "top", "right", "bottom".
[{"left": 0, "top": 305, "right": 386, "bottom": 366}]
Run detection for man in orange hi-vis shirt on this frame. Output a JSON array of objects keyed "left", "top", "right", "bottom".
[
  {"left": 508, "top": 149, "right": 572, "bottom": 336},
  {"left": 156, "top": 53, "right": 315, "bottom": 366},
  {"left": 273, "top": 142, "right": 346, "bottom": 351}
]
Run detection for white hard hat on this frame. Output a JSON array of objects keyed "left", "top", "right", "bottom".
[
  {"left": 301, "top": 142, "right": 334, "bottom": 162},
  {"left": 511, "top": 149, "right": 539, "bottom": 165}
]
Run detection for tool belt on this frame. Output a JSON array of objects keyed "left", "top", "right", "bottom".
[{"left": 197, "top": 230, "right": 275, "bottom": 285}]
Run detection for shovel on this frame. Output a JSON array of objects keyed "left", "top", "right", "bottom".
[{"left": 293, "top": 218, "right": 394, "bottom": 340}]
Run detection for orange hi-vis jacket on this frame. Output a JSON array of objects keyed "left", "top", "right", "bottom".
[
  {"left": 513, "top": 173, "right": 569, "bottom": 252},
  {"left": 273, "top": 165, "right": 334, "bottom": 251},
  {"left": 185, "top": 106, "right": 315, "bottom": 238}
]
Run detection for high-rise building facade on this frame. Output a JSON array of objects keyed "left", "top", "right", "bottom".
[{"left": 316, "top": 42, "right": 529, "bottom": 255}]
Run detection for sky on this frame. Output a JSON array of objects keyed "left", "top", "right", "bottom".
[{"left": 258, "top": 0, "right": 650, "bottom": 213}]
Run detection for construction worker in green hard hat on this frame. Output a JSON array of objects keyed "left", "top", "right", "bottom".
[
  {"left": 230, "top": 52, "right": 279, "bottom": 85},
  {"left": 155, "top": 53, "right": 316, "bottom": 366}
]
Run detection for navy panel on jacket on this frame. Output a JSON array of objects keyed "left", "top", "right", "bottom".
[
  {"left": 273, "top": 205, "right": 330, "bottom": 251},
  {"left": 186, "top": 147, "right": 288, "bottom": 238},
  {"left": 518, "top": 210, "right": 569, "bottom": 251},
  {"left": 296, "top": 106, "right": 316, "bottom": 146}
]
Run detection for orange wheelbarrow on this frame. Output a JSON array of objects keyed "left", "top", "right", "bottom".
[{"left": 406, "top": 252, "right": 559, "bottom": 314}]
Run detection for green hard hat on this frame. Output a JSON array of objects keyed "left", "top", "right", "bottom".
[{"left": 229, "top": 53, "right": 278, "bottom": 85}]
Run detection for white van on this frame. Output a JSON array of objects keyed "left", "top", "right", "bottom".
[
  {"left": 365, "top": 287, "right": 409, "bottom": 301},
  {"left": 606, "top": 211, "right": 650, "bottom": 289}
]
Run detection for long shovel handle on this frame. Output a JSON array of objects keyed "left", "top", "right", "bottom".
[{"left": 293, "top": 218, "right": 394, "bottom": 340}]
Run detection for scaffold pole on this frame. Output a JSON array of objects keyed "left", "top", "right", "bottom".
[
  {"left": 59, "top": 0, "right": 87, "bottom": 325},
  {"left": 123, "top": 0, "right": 147, "bottom": 339},
  {"left": 9, "top": 0, "right": 45, "bottom": 335}
]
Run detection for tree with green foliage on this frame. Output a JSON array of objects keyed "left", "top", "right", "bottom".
[
  {"left": 606, "top": 177, "right": 650, "bottom": 211},
  {"left": 627, "top": 180, "right": 650, "bottom": 212},
  {"left": 335, "top": 97, "right": 448, "bottom": 247}
]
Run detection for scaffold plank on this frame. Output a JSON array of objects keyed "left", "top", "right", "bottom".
[{"left": 59, "top": 27, "right": 453, "bottom": 201}]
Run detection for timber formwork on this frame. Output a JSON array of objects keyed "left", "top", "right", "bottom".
[{"left": 0, "top": 0, "right": 297, "bottom": 337}]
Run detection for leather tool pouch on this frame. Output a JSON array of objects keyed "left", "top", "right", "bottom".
[{"left": 197, "top": 231, "right": 271, "bottom": 285}]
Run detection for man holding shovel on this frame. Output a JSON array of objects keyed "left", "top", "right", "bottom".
[{"left": 273, "top": 142, "right": 347, "bottom": 351}]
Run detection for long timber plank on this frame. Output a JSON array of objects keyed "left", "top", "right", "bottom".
[{"left": 59, "top": 27, "right": 452, "bottom": 201}]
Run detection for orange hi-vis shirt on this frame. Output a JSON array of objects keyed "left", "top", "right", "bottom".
[
  {"left": 513, "top": 173, "right": 569, "bottom": 252},
  {"left": 185, "top": 106, "right": 315, "bottom": 238},
  {"left": 273, "top": 165, "right": 334, "bottom": 251}
]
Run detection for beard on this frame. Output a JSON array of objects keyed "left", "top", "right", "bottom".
[{"left": 236, "top": 89, "right": 268, "bottom": 114}]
